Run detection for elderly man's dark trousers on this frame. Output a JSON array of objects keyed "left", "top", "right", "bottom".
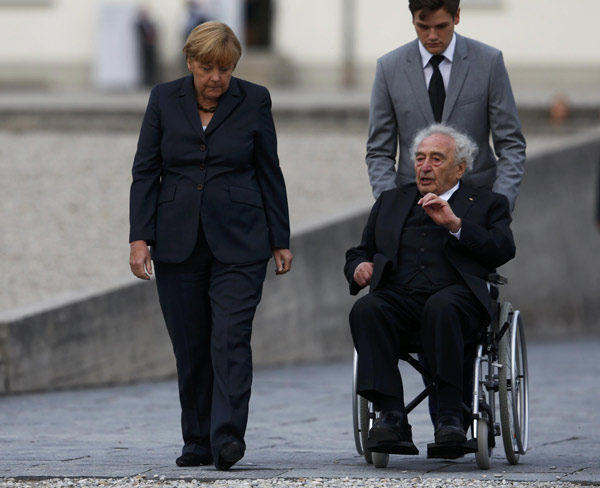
[
  {"left": 350, "top": 283, "right": 487, "bottom": 417},
  {"left": 154, "top": 225, "right": 268, "bottom": 464}
]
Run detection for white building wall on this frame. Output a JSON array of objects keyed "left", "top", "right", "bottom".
[
  {"left": 0, "top": 0, "right": 183, "bottom": 64},
  {"left": 0, "top": 0, "right": 598, "bottom": 88},
  {"left": 273, "top": 0, "right": 344, "bottom": 63},
  {"left": 274, "top": 0, "right": 600, "bottom": 68}
]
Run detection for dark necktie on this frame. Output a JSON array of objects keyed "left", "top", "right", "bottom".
[{"left": 428, "top": 55, "right": 445, "bottom": 122}]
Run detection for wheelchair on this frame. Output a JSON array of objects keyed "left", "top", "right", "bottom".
[{"left": 351, "top": 274, "right": 529, "bottom": 469}]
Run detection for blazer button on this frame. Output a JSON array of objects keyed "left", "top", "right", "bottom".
[
  {"left": 419, "top": 265, "right": 425, "bottom": 270},
  {"left": 199, "top": 144, "right": 207, "bottom": 151},
  {"left": 196, "top": 184, "right": 203, "bottom": 191},
  {"left": 199, "top": 163, "right": 206, "bottom": 170}
]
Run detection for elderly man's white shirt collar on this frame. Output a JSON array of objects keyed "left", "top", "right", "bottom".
[
  {"left": 418, "top": 33, "right": 456, "bottom": 68},
  {"left": 439, "top": 181, "right": 460, "bottom": 202}
]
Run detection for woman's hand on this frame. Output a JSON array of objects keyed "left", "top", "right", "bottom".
[
  {"left": 272, "top": 248, "right": 293, "bottom": 275},
  {"left": 130, "top": 240, "right": 153, "bottom": 280}
]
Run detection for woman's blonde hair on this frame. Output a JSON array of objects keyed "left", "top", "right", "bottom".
[{"left": 183, "top": 21, "right": 242, "bottom": 66}]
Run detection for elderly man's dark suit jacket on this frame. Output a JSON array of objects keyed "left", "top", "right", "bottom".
[
  {"left": 129, "top": 75, "right": 290, "bottom": 264},
  {"left": 344, "top": 182, "right": 515, "bottom": 318}
]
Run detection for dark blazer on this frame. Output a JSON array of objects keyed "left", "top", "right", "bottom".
[
  {"left": 129, "top": 75, "right": 290, "bottom": 264},
  {"left": 366, "top": 33, "right": 526, "bottom": 209},
  {"left": 344, "top": 182, "right": 516, "bottom": 317}
]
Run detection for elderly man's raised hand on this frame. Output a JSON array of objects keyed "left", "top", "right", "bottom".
[
  {"left": 418, "top": 193, "right": 462, "bottom": 233},
  {"left": 353, "top": 261, "right": 374, "bottom": 288},
  {"left": 130, "top": 240, "right": 153, "bottom": 280}
]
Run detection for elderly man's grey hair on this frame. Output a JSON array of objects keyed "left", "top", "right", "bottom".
[{"left": 410, "top": 124, "right": 478, "bottom": 172}]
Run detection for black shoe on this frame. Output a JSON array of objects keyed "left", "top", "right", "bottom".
[
  {"left": 369, "top": 409, "right": 413, "bottom": 443},
  {"left": 176, "top": 452, "right": 213, "bottom": 467},
  {"left": 434, "top": 415, "right": 467, "bottom": 443},
  {"left": 215, "top": 441, "right": 244, "bottom": 471}
]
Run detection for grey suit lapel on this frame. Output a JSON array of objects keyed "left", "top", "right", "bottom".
[
  {"left": 204, "top": 77, "right": 242, "bottom": 135},
  {"left": 178, "top": 75, "right": 206, "bottom": 142},
  {"left": 404, "top": 40, "right": 435, "bottom": 124},
  {"left": 443, "top": 34, "right": 470, "bottom": 123}
]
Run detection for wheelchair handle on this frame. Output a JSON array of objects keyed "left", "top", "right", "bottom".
[{"left": 487, "top": 273, "right": 508, "bottom": 285}]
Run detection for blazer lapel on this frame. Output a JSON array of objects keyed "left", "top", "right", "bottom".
[
  {"left": 370, "top": 185, "right": 417, "bottom": 292},
  {"left": 444, "top": 182, "right": 477, "bottom": 244},
  {"left": 204, "top": 77, "right": 243, "bottom": 135},
  {"left": 443, "top": 34, "right": 470, "bottom": 123},
  {"left": 178, "top": 75, "right": 206, "bottom": 142},
  {"left": 404, "top": 40, "right": 435, "bottom": 124},
  {"left": 386, "top": 185, "right": 418, "bottom": 256}
]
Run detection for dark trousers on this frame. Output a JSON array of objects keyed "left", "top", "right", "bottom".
[
  {"left": 349, "top": 283, "right": 487, "bottom": 419},
  {"left": 154, "top": 225, "right": 268, "bottom": 462}
]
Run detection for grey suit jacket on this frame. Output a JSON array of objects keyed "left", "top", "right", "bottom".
[{"left": 366, "top": 33, "right": 526, "bottom": 210}]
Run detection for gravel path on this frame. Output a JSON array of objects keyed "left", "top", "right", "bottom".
[
  {"left": 1, "top": 126, "right": 372, "bottom": 312},
  {"left": 1, "top": 477, "right": 596, "bottom": 488}
]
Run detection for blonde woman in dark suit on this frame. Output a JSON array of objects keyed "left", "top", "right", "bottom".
[{"left": 129, "top": 22, "right": 292, "bottom": 470}]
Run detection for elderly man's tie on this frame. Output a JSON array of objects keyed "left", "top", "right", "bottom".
[{"left": 428, "top": 55, "right": 445, "bottom": 122}]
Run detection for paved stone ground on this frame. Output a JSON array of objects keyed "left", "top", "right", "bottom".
[{"left": 0, "top": 338, "right": 598, "bottom": 484}]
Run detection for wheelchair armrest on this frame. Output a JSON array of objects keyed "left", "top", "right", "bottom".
[{"left": 487, "top": 273, "right": 508, "bottom": 285}]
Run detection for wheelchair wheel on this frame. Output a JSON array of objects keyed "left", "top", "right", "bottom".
[
  {"left": 354, "top": 349, "right": 374, "bottom": 464},
  {"left": 359, "top": 396, "right": 390, "bottom": 467},
  {"left": 372, "top": 451, "right": 390, "bottom": 469},
  {"left": 358, "top": 395, "right": 373, "bottom": 464},
  {"left": 474, "top": 345, "right": 493, "bottom": 470},
  {"left": 498, "top": 304, "right": 530, "bottom": 464},
  {"left": 352, "top": 351, "right": 364, "bottom": 456},
  {"left": 475, "top": 415, "right": 492, "bottom": 470}
]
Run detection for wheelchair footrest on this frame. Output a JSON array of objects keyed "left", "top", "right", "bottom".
[
  {"left": 427, "top": 439, "right": 478, "bottom": 459},
  {"left": 365, "top": 439, "right": 419, "bottom": 455}
]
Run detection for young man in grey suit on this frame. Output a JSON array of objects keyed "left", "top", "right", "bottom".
[{"left": 367, "top": 0, "right": 526, "bottom": 210}]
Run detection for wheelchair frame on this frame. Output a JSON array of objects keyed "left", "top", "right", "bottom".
[{"left": 351, "top": 275, "right": 529, "bottom": 469}]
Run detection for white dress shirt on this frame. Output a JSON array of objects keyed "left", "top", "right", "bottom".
[{"left": 418, "top": 33, "right": 456, "bottom": 90}]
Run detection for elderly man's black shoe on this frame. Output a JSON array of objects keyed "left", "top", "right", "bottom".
[
  {"left": 434, "top": 415, "right": 467, "bottom": 443},
  {"left": 215, "top": 441, "right": 245, "bottom": 471},
  {"left": 176, "top": 452, "right": 213, "bottom": 467},
  {"left": 369, "top": 410, "right": 413, "bottom": 442}
]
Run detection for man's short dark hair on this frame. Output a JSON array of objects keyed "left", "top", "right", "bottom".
[{"left": 408, "top": 0, "right": 460, "bottom": 19}]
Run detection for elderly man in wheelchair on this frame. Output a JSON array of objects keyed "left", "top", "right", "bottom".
[{"left": 346, "top": 124, "right": 528, "bottom": 468}]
